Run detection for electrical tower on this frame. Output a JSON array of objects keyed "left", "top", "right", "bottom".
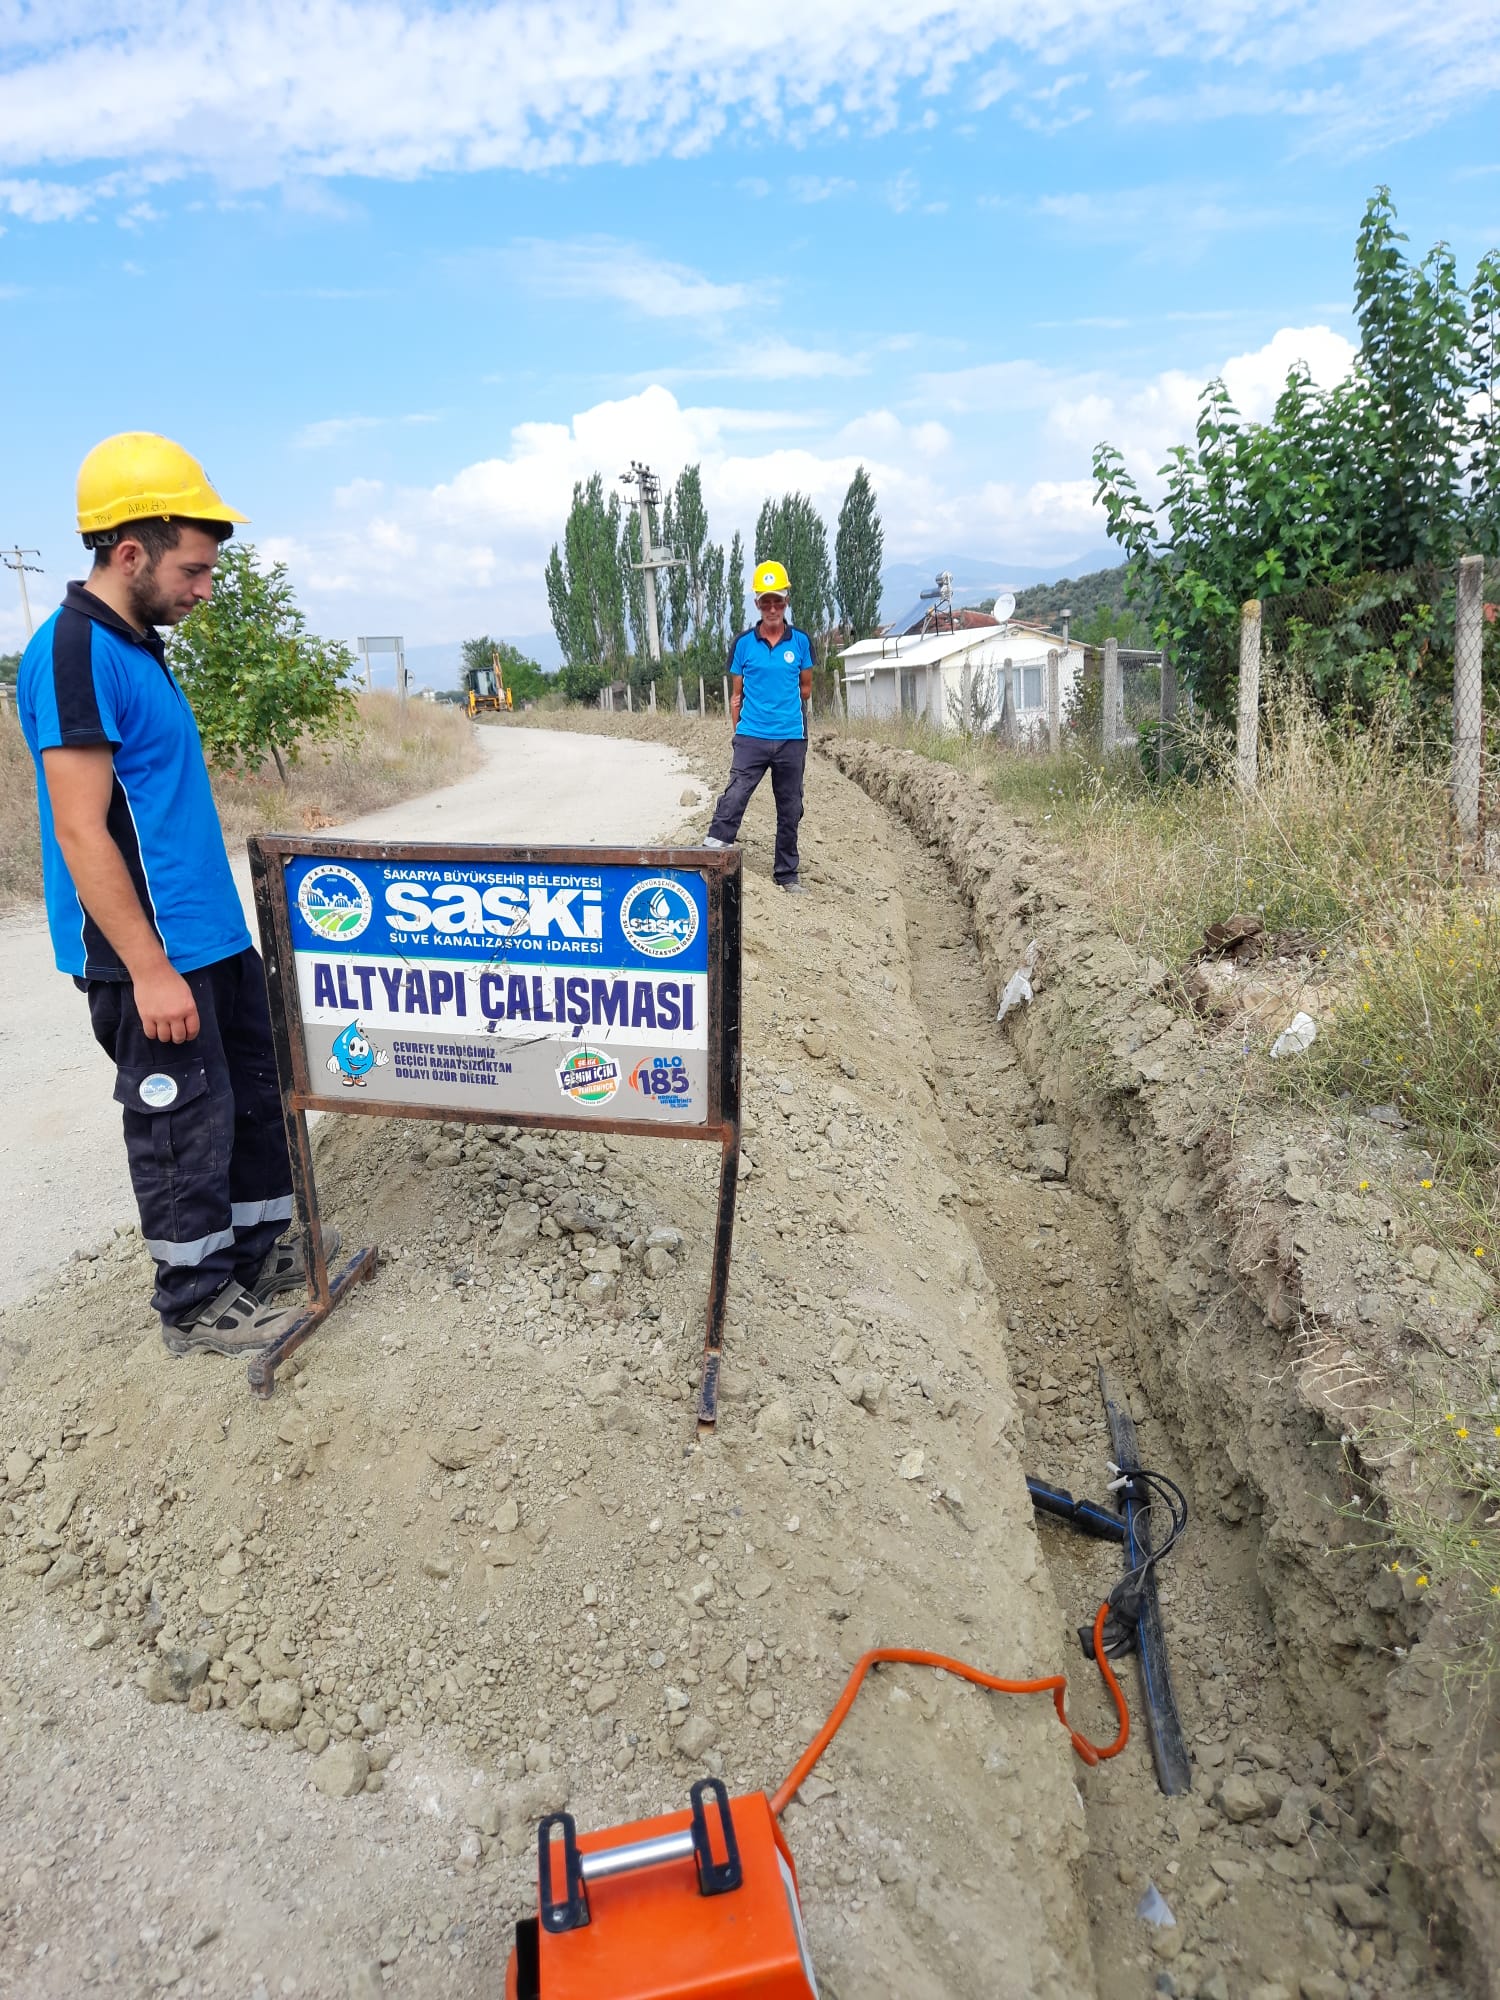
[
  {"left": 2, "top": 547, "right": 43, "bottom": 640},
  {"left": 619, "top": 462, "right": 684, "bottom": 664}
]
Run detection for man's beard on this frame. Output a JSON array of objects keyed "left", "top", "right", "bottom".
[{"left": 125, "top": 567, "right": 181, "bottom": 630}]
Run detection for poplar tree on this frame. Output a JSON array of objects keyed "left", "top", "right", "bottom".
[
  {"left": 728, "top": 532, "right": 746, "bottom": 637},
  {"left": 755, "top": 492, "right": 832, "bottom": 658},
  {"left": 545, "top": 475, "right": 628, "bottom": 667},
  {"left": 834, "top": 465, "right": 884, "bottom": 641}
]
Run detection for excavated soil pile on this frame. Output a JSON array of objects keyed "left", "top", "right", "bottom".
[{"left": 827, "top": 734, "right": 1500, "bottom": 1999}]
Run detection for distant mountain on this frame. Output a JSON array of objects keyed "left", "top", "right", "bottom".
[
  {"left": 1010, "top": 565, "right": 1144, "bottom": 628},
  {"left": 878, "top": 548, "right": 1121, "bottom": 620}
]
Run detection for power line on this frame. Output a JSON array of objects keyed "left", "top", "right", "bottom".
[{"left": 2, "top": 547, "right": 43, "bottom": 640}]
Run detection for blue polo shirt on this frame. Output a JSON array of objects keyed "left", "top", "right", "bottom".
[
  {"left": 728, "top": 623, "right": 812, "bottom": 740},
  {"left": 18, "top": 582, "right": 250, "bottom": 980}
]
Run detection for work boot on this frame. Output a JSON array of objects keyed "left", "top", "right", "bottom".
[
  {"left": 162, "top": 1282, "right": 300, "bottom": 1359},
  {"left": 251, "top": 1226, "right": 343, "bottom": 1302},
  {"left": 701, "top": 835, "right": 726, "bottom": 849},
  {"left": 778, "top": 877, "right": 807, "bottom": 895}
]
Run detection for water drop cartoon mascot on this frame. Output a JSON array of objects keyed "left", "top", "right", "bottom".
[{"left": 327, "top": 1019, "right": 388, "bottom": 1088}]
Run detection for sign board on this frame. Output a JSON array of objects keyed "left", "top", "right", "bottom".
[{"left": 248, "top": 837, "right": 742, "bottom": 1422}]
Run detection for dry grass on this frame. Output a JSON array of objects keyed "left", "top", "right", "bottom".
[
  {"left": 848, "top": 685, "right": 1458, "bottom": 966},
  {"left": 0, "top": 692, "right": 480, "bottom": 911},
  {"left": 0, "top": 707, "right": 42, "bottom": 905}
]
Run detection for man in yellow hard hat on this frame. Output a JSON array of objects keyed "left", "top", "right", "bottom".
[
  {"left": 703, "top": 559, "right": 814, "bottom": 892},
  {"left": 16, "top": 433, "right": 316, "bottom": 1359}
]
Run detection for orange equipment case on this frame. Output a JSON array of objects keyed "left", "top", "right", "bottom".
[{"left": 506, "top": 1779, "right": 819, "bottom": 1999}]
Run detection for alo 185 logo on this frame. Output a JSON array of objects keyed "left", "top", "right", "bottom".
[{"left": 628, "top": 1055, "right": 692, "bottom": 1109}]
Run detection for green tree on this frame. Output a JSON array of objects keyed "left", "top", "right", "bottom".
[
  {"left": 671, "top": 465, "right": 711, "bottom": 632},
  {"left": 755, "top": 492, "right": 833, "bottom": 658},
  {"left": 169, "top": 544, "right": 355, "bottom": 782},
  {"left": 619, "top": 505, "right": 648, "bottom": 664},
  {"left": 0, "top": 649, "right": 20, "bottom": 686},
  {"left": 727, "top": 532, "right": 746, "bottom": 638},
  {"left": 1074, "top": 603, "right": 1152, "bottom": 649},
  {"left": 544, "top": 475, "right": 628, "bottom": 668},
  {"left": 1093, "top": 187, "right": 1500, "bottom": 717},
  {"left": 555, "top": 660, "right": 609, "bottom": 703},
  {"left": 834, "top": 465, "right": 884, "bottom": 641}
]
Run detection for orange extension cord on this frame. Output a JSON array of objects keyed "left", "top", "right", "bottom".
[{"left": 769, "top": 1602, "right": 1129, "bottom": 1819}]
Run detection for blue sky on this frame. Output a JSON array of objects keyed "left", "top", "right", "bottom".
[{"left": 2, "top": 1, "right": 1498, "bottom": 670}]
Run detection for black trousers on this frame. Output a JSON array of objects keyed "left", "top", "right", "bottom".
[
  {"left": 706, "top": 735, "right": 807, "bottom": 883},
  {"left": 84, "top": 948, "right": 294, "bottom": 1325}
]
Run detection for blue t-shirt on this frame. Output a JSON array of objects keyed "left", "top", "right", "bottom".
[
  {"left": 728, "top": 624, "right": 812, "bottom": 740},
  {"left": 18, "top": 582, "right": 251, "bottom": 980}
]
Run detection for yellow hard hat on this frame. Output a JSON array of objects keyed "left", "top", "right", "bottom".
[
  {"left": 752, "top": 559, "right": 790, "bottom": 599},
  {"left": 76, "top": 431, "right": 249, "bottom": 543}
]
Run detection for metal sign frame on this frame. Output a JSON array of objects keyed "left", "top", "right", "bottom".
[{"left": 247, "top": 836, "right": 742, "bottom": 1424}]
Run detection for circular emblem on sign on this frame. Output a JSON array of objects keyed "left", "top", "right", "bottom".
[
  {"left": 556, "top": 1046, "right": 620, "bottom": 1106},
  {"left": 297, "top": 863, "right": 372, "bottom": 942},
  {"left": 139, "top": 1072, "right": 179, "bottom": 1109},
  {"left": 619, "top": 876, "right": 699, "bottom": 959},
  {"left": 783, "top": 648, "right": 795, "bottom": 663}
]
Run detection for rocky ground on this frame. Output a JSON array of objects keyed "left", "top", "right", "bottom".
[{"left": 0, "top": 725, "right": 1483, "bottom": 2000}]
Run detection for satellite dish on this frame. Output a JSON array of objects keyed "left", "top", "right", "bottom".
[{"left": 992, "top": 591, "right": 1016, "bottom": 624}]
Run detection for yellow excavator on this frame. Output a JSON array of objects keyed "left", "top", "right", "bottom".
[{"left": 464, "top": 649, "right": 513, "bottom": 717}]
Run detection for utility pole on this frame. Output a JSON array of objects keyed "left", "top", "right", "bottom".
[
  {"left": 3, "top": 548, "right": 43, "bottom": 639},
  {"left": 619, "top": 462, "right": 684, "bottom": 665}
]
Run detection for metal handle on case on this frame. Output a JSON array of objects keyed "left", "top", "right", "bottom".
[{"left": 567, "top": 1781, "right": 744, "bottom": 1898}]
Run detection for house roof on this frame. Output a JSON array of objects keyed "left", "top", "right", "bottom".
[
  {"left": 839, "top": 622, "right": 1078, "bottom": 669},
  {"left": 885, "top": 605, "right": 1000, "bottom": 638}
]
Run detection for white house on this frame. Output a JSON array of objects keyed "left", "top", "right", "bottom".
[{"left": 837, "top": 611, "right": 1090, "bottom": 739}]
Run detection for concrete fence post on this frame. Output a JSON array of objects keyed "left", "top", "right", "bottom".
[
  {"left": 648, "top": 681, "right": 657, "bottom": 714},
  {"left": 722, "top": 675, "right": 730, "bottom": 725},
  {"left": 1001, "top": 656, "right": 1018, "bottom": 745},
  {"left": 1455, "top": 554, "right": 1485, "bottom": 851},
  {"left": 1102, "top": 637, "right": 1121, "bottom": 755},
  {"left": 698, "top": 675, "right": 706, "bottom": 718},
  {"left": 1046, "top": 648, "right": 1061, "bottom": 754},
  {"left": 1236, "top": 600, "right": 1261, "bottom": 791},
  {"left": 675, "top": 675, "right": 686, "bottom": 715},
  {"left": 625, "top": 683, "right": 634, "bottom": 714},
  {"left": 1158, "top": 641, "right": 1177, "bottom": 782}
]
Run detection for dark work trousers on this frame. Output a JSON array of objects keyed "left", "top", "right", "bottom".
[
  {"left": 706, "top": 735, "right": 807, "bottom": 884},
  {"left": 84, "top": 948, "right": 294, "bottom": 1326}
]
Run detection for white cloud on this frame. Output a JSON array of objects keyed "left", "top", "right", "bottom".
[
  {"left": 666, "top": 338, "right": 867, "bottom": 383},
  {"left": 511, "top": 238, "right": 749, "bottom": 323},
  {"left": 1046, "top": 324, "right": 1358, "bottom": 481},
  {"left": 266, "top": 381, "right": 1108, "bottom": 642},
  {"left": 0, "top": 176, "right": 95, "bottom": 221},
  {"left": 296, "top": 416, "right": 386, "bottom": 450},
  {"left": 0, "top": 1, "right": 1487, "bottom": 225},
  {"left": 788, "top": 175, "right": 856, "bottom": 203}
]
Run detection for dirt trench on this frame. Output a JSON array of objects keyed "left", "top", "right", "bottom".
[
  {"left": 827, "top": 733, "right": 1500, "bottom": 2000},
  {"left": 0, "top": 730, "right": 1488, "bottom": 2000}
]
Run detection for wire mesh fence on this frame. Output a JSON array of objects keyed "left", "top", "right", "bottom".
[{"left": 1242, "top": 557, "right": 1500, "bottom": 859}]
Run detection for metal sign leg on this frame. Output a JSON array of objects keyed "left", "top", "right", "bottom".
[{"left": 696, "top": 1125, "right": 740, "bottom": 1430}]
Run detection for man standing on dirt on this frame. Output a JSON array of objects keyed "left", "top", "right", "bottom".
[
  {"left": 16, "top": 432, "right": 324, "bottom": 1359},
  {"left": 703, "top": 559, "right": 814, "bottom": 893}
]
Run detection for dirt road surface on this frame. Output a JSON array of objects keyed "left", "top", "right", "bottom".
[{"left": 0, "top": 726, "right": 694, "bottom": 1308}]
